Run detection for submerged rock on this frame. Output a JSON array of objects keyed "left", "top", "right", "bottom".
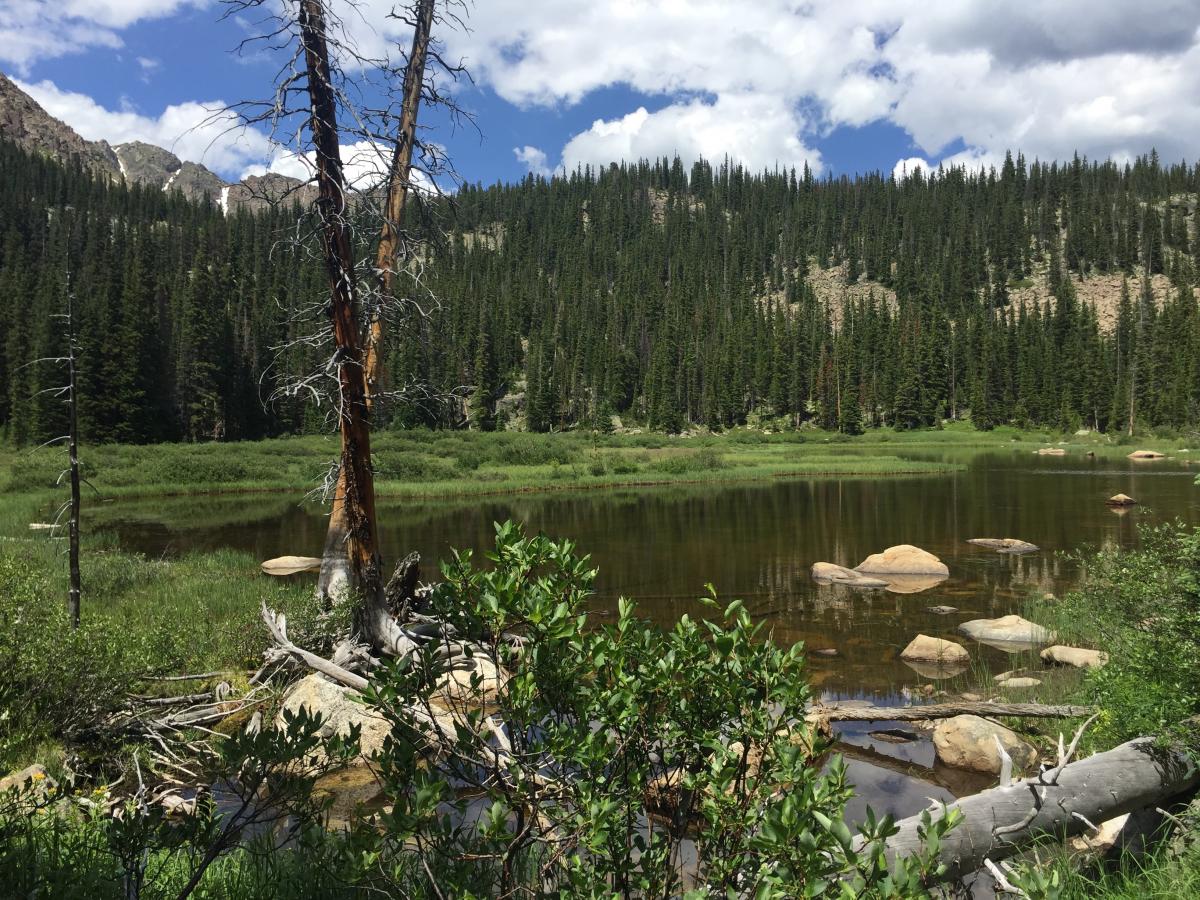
[
  {"left": 899, "top": 634, "right": 970, "bottom": 664},
  {"left": 967, "top": 538, "right": 1039, "bottom": 554},
  {"left": 932, "top": 715, "right": 1038, "bottom": 775},
  {"left": 810, "top": 561, "right": 888, "bottom": 589},
  {"left": 1106, "top": 493, "right": 1137, "bottom": 507},
  {"left": 926, "top": 605, "right": 958, "bottom": 615},
  {"left": 855, "top": 544, "right": 949, "bottom": 577},
  {"left": 903, "top": 658, "right": 969, "bottom": 680},
  {"left": 958, "top": 614, "right": 1055, "bottom": 646},
  {"left": 1036, "top": 447, "right": 1067, "bottom": 455},
  {"left": 1127, "top": 449, "right": 1166, "bottom": 460},
  {"left": 879, "top": 574, "right": 949, "bottom": 595},
  {"left": 996, "top": 676, "right": 1042, "bottom": 689},
  {"left": 869, "top": 728, "right": 921, "bottom": 744},
  {"left": 1041, "top": 645, "right": 1108, "bottom": 669}
]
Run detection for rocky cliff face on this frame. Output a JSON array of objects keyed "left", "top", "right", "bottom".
[
  {"left": 0, "top": 72, "right": 120, "bottom": 178},
  {"left": 0, "top": 72, "right": 314, "bottom": 213}
]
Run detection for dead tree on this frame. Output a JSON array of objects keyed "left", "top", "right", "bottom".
[
  {"left": 224, "top": 1, "right": 471, "bottom": 642},
  {"left": 65, "top": 286, "right": 81, "bottom": 628},
  {"left": 317, "top": 0, "right": 436, "bottom": 605},
  {"left": 25, "top": 265, "right": 84, "bottom": 627},
  {"left": 294, "top": 0, "right": 385, "bottom": 617}
]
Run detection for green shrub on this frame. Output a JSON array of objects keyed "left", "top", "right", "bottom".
[
  {"left": 357, "top": 522, "right": 956, "bottom": 897},
  {"left": 1055, "top": 523, "right": 1200, "bottom": 751}
]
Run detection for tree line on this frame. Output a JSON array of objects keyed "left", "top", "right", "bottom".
[{"left": 2, "top": 138, "right": 1199, "bottom": 445}]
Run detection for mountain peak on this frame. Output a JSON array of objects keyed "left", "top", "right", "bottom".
[{"left": 0, "top": 72, "right": 120, "bottom": 178}]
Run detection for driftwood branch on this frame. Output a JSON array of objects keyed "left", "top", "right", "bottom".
[{"left": 260, "top": 602, "right": 368, "bottom": 692}]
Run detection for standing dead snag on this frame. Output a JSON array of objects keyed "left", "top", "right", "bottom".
[
  {"left": 317, "top": 0, "right": 436, "bottom": 609},
  {"left": 65, "top": 285, "right": 82, "bottom": 629},
  {"left": 297, "top": 0, "right": 383, "bottom": 612},
  {"left": 365, "top": 0, "right": 435, "bottom": 405}
]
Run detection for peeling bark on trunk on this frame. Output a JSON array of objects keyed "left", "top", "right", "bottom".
[{"left": 872, "top": 737, "right": 1199, "bottom": 882}]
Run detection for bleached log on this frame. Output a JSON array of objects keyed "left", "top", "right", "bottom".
[
  {"left": 809, "top": 701, "right": 1093, "bottom": 725},
  {"left": 871, "top": 737, "right": 1199, "bottom": 881}
]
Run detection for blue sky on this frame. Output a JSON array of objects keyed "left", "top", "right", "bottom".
[{"left": 6, "top": 1, "right": 1200, "bottom": 187}]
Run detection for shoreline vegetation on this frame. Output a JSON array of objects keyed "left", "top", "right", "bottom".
[{"left": 3, "top": 422, "right": 1192, "bottom": 510}]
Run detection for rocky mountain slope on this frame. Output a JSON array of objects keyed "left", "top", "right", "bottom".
[{"left": 0, "top": 72, "right": 314, "bottom": 212}]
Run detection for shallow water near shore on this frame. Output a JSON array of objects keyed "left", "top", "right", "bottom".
[{"left": 94, "top": 446, "right": 1200, "bottom": 821}]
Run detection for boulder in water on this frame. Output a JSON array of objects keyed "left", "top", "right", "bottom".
[
  {"left": 1041, "top": 645, "right": 1108, "bottom": 669},
  {"left": 810, "top": 562, "right": 888, "bottom": 589},
  {"left": 958, "top": 614, "right": 1055, "bottom": 646},
  {"left": 1106, "top": 493, "right": 1137, "bottom": 507},
  {"left": 932, "top": 715, "right": 1038, "bottom": 775},
  {"left": 1036, "top": 447, "right": 1067, "bottom": 456},
  {"left": 1127, "top": 449, "right": 1166, "bottom": 460},
  {"left": 854, "top": 545, "right": 949, "bottom": 577},
  {"left": 261, "top": 555, "right": 323, "bottom": 576},
  {"left": 967, "top": 538, "right": 1039, "bottom": 554},
  {"left": 899, "top": 634, "right": 970, "bottom": 664}
]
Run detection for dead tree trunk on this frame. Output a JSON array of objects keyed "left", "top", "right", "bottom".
[
  {"left": 873, "top": 737, "right": 1199, "bottom": 882},
  {"left": 66, "top": 288, "right": 81, "bottom": 629},
  {"left": 316, "top": 0, "right": 435, "bottom": 622},
  {"left": 300, "top": 0, "right": 383, "bottom": 617},
  {"left": 364, "top": 0, "right": 434, "bottom": 408}
]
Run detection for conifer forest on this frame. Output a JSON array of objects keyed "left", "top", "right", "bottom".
[{"left": 2, "top": 138, "right": 1199, "bottom": 446}]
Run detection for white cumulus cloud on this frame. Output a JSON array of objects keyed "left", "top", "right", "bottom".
[
  {"left": 513, "top": 145, "right": 552, "bottom": 177},
  {"left": 562, "top": 95, "right": 821, "bottom": 174},
  {"left": 16, "top": 78, "right": 272, "bottom": 178}
]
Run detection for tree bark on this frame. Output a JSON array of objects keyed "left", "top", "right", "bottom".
[
  {"left": 316, "top": 0, "right": 435, "bottom": 630},
  {"left": 872, "top": 737, "right": 1199, "bottom": 882},
  {"left": 364, "top": 0, "right": 434, "bottom": 409},
  {"left": 299, "top": 0, "right": 383, "bottom": 615}
]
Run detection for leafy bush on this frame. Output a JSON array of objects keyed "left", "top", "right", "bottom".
[
  {"left": 0, "top": 554, "right": 185, "bottom": 766},
  {"left": 356, "top": 522, "right": 955, "bottom": 897},
  {"left": 1055, "top": 523, "right": 1200, "bottom": 750}
]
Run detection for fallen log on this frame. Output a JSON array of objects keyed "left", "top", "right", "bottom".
[
  {"left": 810, "top": 701, "right": 1093, "bottom": 724},
  {"left": 872, "top": 736, "right": 1199, "bottom": 881}
]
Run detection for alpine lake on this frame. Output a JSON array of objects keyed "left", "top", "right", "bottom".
[{"left": 90, "top": 445, "right": 1200, "bottom": 824}]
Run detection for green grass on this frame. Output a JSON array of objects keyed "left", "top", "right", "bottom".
[
  {"left": 6, "top": 422, "right": 1194, "bottom": 512},
  {"left": 0, "top": 427, "right": 977, "bottom": 515}
]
